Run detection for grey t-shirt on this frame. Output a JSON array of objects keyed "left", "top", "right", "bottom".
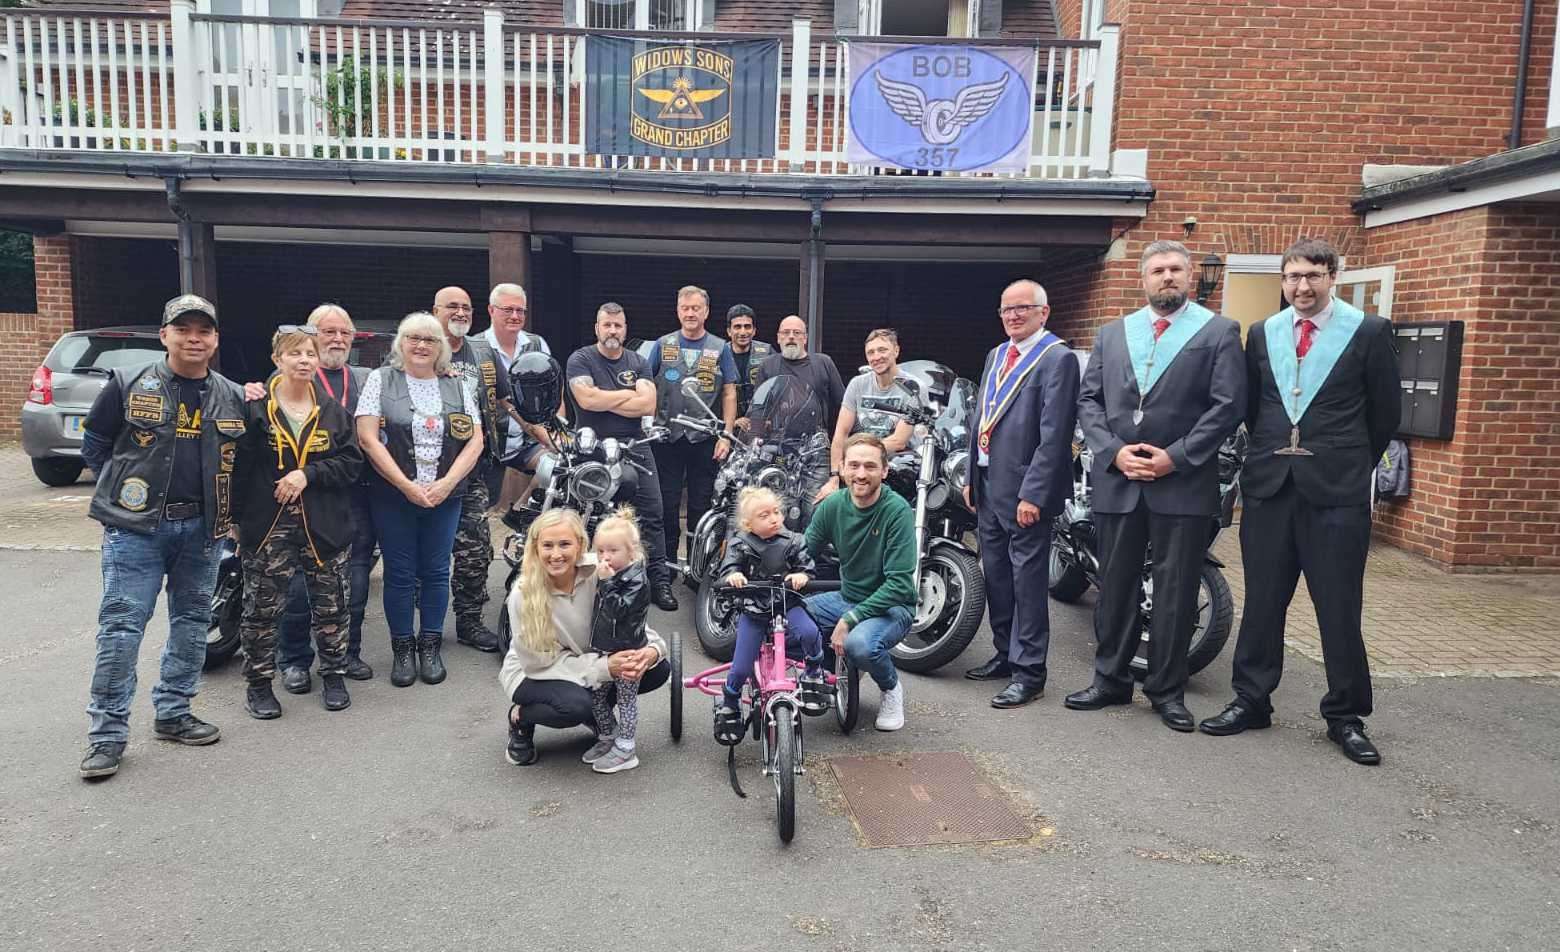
[{"left": 842, "top": 371, "right": 920, "bottom": 438}]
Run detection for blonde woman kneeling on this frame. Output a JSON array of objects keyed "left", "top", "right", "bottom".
[{"left": 499, "top": 509, "right": 668, "bottom": 769}]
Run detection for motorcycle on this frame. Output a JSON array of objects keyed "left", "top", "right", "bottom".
[
  {"left": 495, "top": 417, "right": 667, "bottom": 656},
  {"left": 858, "top": 360, "right": 986, "bottom": 674},
  {"left": 204, "top": 535, "right": 243, "bottom": 670},
  {"left": 675, "top": 375, "right": 830, "bottom": 660},
  {"left": 1047, "top": 426, "right": 1245, "bottom": 679}
]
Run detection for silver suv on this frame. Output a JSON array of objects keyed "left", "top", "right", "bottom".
[{"left": 21, "top": 326, "right": 164, "bottom": 486}]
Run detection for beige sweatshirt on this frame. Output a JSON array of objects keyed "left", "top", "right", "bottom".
[{"left": 498, "top": 560, "right": 666, "bottom": 700}]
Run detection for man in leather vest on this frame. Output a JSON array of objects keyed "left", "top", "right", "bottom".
[
  {"left": 77, "top": 294, "right": 246, "bottom": 780},
  {"left": 725, "top": 304, "right": 772, "bottom": 419},
  {"left": 481, "top": 282, "right": 554, "bottom": 511},
  {"left": 648, "top": 285, "right": 739, "bottom": 576},
  {"left": 435, "top": 285, "right": 507, "bottom": 653}
]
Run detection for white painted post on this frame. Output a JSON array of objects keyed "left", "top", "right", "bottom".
[
  {"left": 1087, "top": 22, "right": 1119, "bottom": 177},
  {"left": 1548, "top": 18, "right": 1560, "bottom": 133},
  {"left": 787, "top": 18, "right": 810, "bottom": 171},
  {"left": 0, "top": 27, "right": 16, "bottom": 148},
  {"left": 483, "top": 8, "right": 505, "bottom": 162},
  {"left": 170, "top": 0, "right": 199, "bottom": 152}
]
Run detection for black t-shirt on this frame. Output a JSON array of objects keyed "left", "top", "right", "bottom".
[
  {"left": 566, "top": 345, "right": 649, "bottom": 439},
  {"left": 732, "top": 349, "right": 753, "bottom": 383},
  {"left": 84, "top": 368, "right": 208, "bottom": 504}
]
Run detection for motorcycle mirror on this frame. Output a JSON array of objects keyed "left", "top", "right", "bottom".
[{"left": 680, "top": 377, "right": 703, "bottom": 398}]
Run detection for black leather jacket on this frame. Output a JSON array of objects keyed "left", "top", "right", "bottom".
[
  {"left": 714, "top": 529, "right": 815, "bottom": 618},
  {"left": 590, "top": 561, "right": 650, "bottom": 654}
]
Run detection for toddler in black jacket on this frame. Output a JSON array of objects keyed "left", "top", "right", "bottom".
[{"left": 585, "top": 507, "right": 651, "bottom": 774}]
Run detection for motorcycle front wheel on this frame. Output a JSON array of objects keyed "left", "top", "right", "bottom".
[
  {"left": 203, "top": 576, "right": 243, "bottom": 670},
  {"left": 695, "top": 575, "right": 738, "bottom": 661},
  {"left": 1131, "top": 562, "right": 1234, "bottom": 680},
  {"left": 891, "top": 547, "right": 986, "bottom": 674},
  {"left": 1047, "top": 532, "right": 1090, "bottom": 603}
]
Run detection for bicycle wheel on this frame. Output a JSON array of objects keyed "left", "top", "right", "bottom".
[
  {"left": 772, "top": 706, "right": 797, "bottom": 844},
  {"left": 834, "top": 655, "right": 860, "bottom": 735},
  {"left": 669, "top": 631, "right": 683, "bottom": 743}
]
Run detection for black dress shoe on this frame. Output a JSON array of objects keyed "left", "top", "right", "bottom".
[
  {"left": 1152, "top": 700, "right": 1196, "bottom": 733},
  {"left": 964, "top": 657, "right": 1012, "bottom": 681},
  {"left": 1328, "top": 723, "right": 1382, "bottom": 766},
  {"left": 991, "top": 681, "right": 1044, "bottom": 709},
  {"left": 1063, "top": 685, "right": 1133, "bottom": 711},
  {"left": 1198, "top": 701, "right": 1272, "bottom": 736},
  {"left": 652, "top": 583, "right": 679, "bottom": 612}
]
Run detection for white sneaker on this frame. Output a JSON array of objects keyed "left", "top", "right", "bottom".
[{"left": 875, "top": 682, "right": 905, "bottom": 732}]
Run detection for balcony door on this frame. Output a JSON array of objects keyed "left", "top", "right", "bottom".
[{"left": 202, "top": 0, "right": 317, "bottom": 151}]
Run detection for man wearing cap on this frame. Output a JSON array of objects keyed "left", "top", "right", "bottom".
[{"left": 77, "top": 294, "right": 248, "bottom": 780}]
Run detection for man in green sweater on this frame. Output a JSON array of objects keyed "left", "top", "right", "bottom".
[{"left": 805, "top": 433, "right": 918, "bottom": 731}]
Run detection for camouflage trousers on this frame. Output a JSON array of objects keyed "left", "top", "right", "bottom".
[
  {"left": 240, "top": 506, "right": 350, "bottom": 683},
  {"left": 450, "top": 470, "right": 492, "bottom": 631}
]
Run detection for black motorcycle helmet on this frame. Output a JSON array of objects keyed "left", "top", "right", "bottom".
[{"left": 508, "top": 352, "right": 562, "bottom": 425}]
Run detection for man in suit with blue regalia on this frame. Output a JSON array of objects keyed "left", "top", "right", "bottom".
[
  {"left": 962, "top": 279, "right": 1079, "bottom": 709},
  {"left": 1199, "top": 238, "right": 1401, "bottom": 766},
  {"left": 1067, "top": 240, "right": 1246, "bottom": 732}
]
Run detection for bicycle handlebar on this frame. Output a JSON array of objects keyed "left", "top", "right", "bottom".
[{"left": 714, "top": 577, "right": 842, "bottom": 597}]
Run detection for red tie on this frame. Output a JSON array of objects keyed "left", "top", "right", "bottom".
[
  {"left": 1152, "top": 318, "right": 1170, "bottom": 340},
  {"left": 1297, "top": 319, "right": 1317, "bottom": 358},
  {"left": 1000, "top": 344, "right": 1020, "bottom": 377}
]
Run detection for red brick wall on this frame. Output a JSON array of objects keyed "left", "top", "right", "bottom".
[
  {"left": 0, "top": 236, "right": 75, "bottom": 441},
  {"left": 1360, "top": 202, "right": 1560, "bottom": 570}
]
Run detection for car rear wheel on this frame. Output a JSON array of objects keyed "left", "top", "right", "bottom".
[{"left": 32, "top": 457, "right": 84, "bottom": 487}]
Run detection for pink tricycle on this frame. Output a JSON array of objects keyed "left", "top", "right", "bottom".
[{"left": 674, "top": 577, "right": 860, "bottom": 843}]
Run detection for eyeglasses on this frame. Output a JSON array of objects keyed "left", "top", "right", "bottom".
[
  {"left": 438, "top": 302, "right": 474, "bottom": 313},
  {"left": 405, "top": 334, "right": 440, "bottom": 346},
  {"left": 1281, "top": 271, "right": 1333, "bottom": 286},
  {"left": 276, "top": 324, "right": 318, "bottom": 336},
  {"left": 492, "top": 305, "right": 527, "bottom": 317},
  {"left": 998, "top": 304, "right": 1044, "bottom": 317}
]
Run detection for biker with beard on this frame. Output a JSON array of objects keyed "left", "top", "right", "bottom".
[{"left": 564, "top": 302, "right": 679, "bottom": 612}]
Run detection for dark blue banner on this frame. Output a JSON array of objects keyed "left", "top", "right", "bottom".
[{"left": 585, "top": 36, "right": 780, "bottom": 159}]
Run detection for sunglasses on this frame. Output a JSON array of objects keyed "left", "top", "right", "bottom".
[{"left": 276, "top": 324, "right": 319, "bottom": 336}]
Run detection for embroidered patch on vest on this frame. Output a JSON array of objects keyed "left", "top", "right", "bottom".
[
  {"left": 130, "top": 429, "right": 156, "bottom": 448},
  {"left": 216, "top": 473, "right": 231, "bottom": 522},
  {"left": 448, "top": 413, "right": 475, "bottom": 440},
  {"left": 306, "top": 429, "right": 331, "bottom": 452},
  {"left": 138, "top": 375, "right": 162, "bottom": 391},
  {"left": 118, "top": 477, "right": 151, "bottom": 511},
  {"left": 220, "top": 441, "right": 236, "bottom": 473},
  {"left": 127, "top": 392, "right": 164, "bottom": 423},
  {"left": 480, "top": 363, "right": 497, "bottom": 386},
  {"left": 214, "top": 419, "right": 246, "bottom": 436},
  {"left": 696, "top": 351, "right": 719, "bottom": 392}
]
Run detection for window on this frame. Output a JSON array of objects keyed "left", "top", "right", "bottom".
[
  {"left": 581, "top": 0, "right": 703, "bottom": 30},
  {"left": 873, "top": 0, "right": 978, "bottom": 38}
]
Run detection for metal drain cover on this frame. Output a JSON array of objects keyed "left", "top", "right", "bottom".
[{"left": 828, "top": 752, "right": 1031, "bottom": 848}]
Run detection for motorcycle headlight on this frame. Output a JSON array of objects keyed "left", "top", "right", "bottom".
[
  {"left": 571, "top": 461, "right": 615, "bottom": 502},
  {"left": 942, "top": 450, "right": 970, "bottom": 492},
  {"left": 926, "top": 482, "right": 949, "bottom": 510},
  {"left": 576, "top": 427, "right": 598, "bottom": 455},
  {"left": 756, "top": 466, "right": 787, "bottom": 493}
]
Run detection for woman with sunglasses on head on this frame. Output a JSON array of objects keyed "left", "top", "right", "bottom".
[
  {"left": 232, "top": 325, "right": 365, "bottom": 719},
  {"left": 355, "top": 312, "right": 485, "bottom": 689}
]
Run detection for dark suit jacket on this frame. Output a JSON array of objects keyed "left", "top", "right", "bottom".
[
  {"left": 1078, "top": 313, "right": 1245, "bottom": 517},
  {"left": 968, "top": 338, "right": 1080, "bottom": 524},
  {"left": 1241, "top": 313, "right": 1400, "bottom": 507}
]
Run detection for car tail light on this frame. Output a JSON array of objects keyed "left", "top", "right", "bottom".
[{"left": 27, "top": 365, "right": 52, "bottom": 405}]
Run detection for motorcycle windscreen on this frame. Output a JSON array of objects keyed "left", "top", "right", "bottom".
[
  {"left": 747, "top": 374, "right": 821, "bottom": 446},
  {"left": 937, "top": 377, "right": 977, "bottom": 446},
  {"left": 896, "top": 360, "right": 958, "bottom": 409}
]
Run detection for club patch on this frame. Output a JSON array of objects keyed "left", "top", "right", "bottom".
[
  {"left": 220, "top": 442, "right": 236, "bottom": 472},
  {"left": 306, "top": 429, "right": 331, "bottom": 452},
  {"left": 214, "top": 419, "right": 246, "bottom": 436},
  {"left": 480, "top": 363, "right": 497, "bottom": 386},
  {"left": 138, "top": 375, "right": 162, "bottom": 391},
  {"left": 448, "top": 413, "right": 475, "bottom": 440},
  {"left": 666, "top": 369, "right": 681, "bottom": 382},
  {"left": 130, "top": 429, "right": 156, "bottom": 448},
  {"left": 127, "top": 392, "right": 165, "bottom": 424},
  {"left": 117, "top": 477, "right": 151, "bottom": 512},
  {"left": 216, "top": 473, "right": 231, "bottom": 522}
]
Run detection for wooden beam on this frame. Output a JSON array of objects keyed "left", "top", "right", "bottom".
[{"left": 488, "top": 231, "right": 531, "bottom": 298}]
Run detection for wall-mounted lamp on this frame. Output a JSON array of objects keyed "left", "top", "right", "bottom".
[
  {"left": 1182, "top": 215, "right": 1198, "bottom": 237},
  {"left": 1196, "top": 252, "right": 1225, "bottom": 304}
]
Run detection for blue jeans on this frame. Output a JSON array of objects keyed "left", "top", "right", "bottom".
[
  {"left": 87, "top": 517, "right": 222, "bottom": 744},
  {"left": 726, "top": 606, "right": 823, "bottom": 700},
  {"left": 370, "top": 481, "right": 462, "bottom": 639},
  {"left": 804, "top": 591, "right": 913, "bottom": 692},
  {"left": 278, "top": 492, "right": 377, "bottom": 669}
]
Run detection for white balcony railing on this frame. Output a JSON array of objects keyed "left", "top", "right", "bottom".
[{"left": 0, "top": 2, "right": 1121, "bottom": 179}]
